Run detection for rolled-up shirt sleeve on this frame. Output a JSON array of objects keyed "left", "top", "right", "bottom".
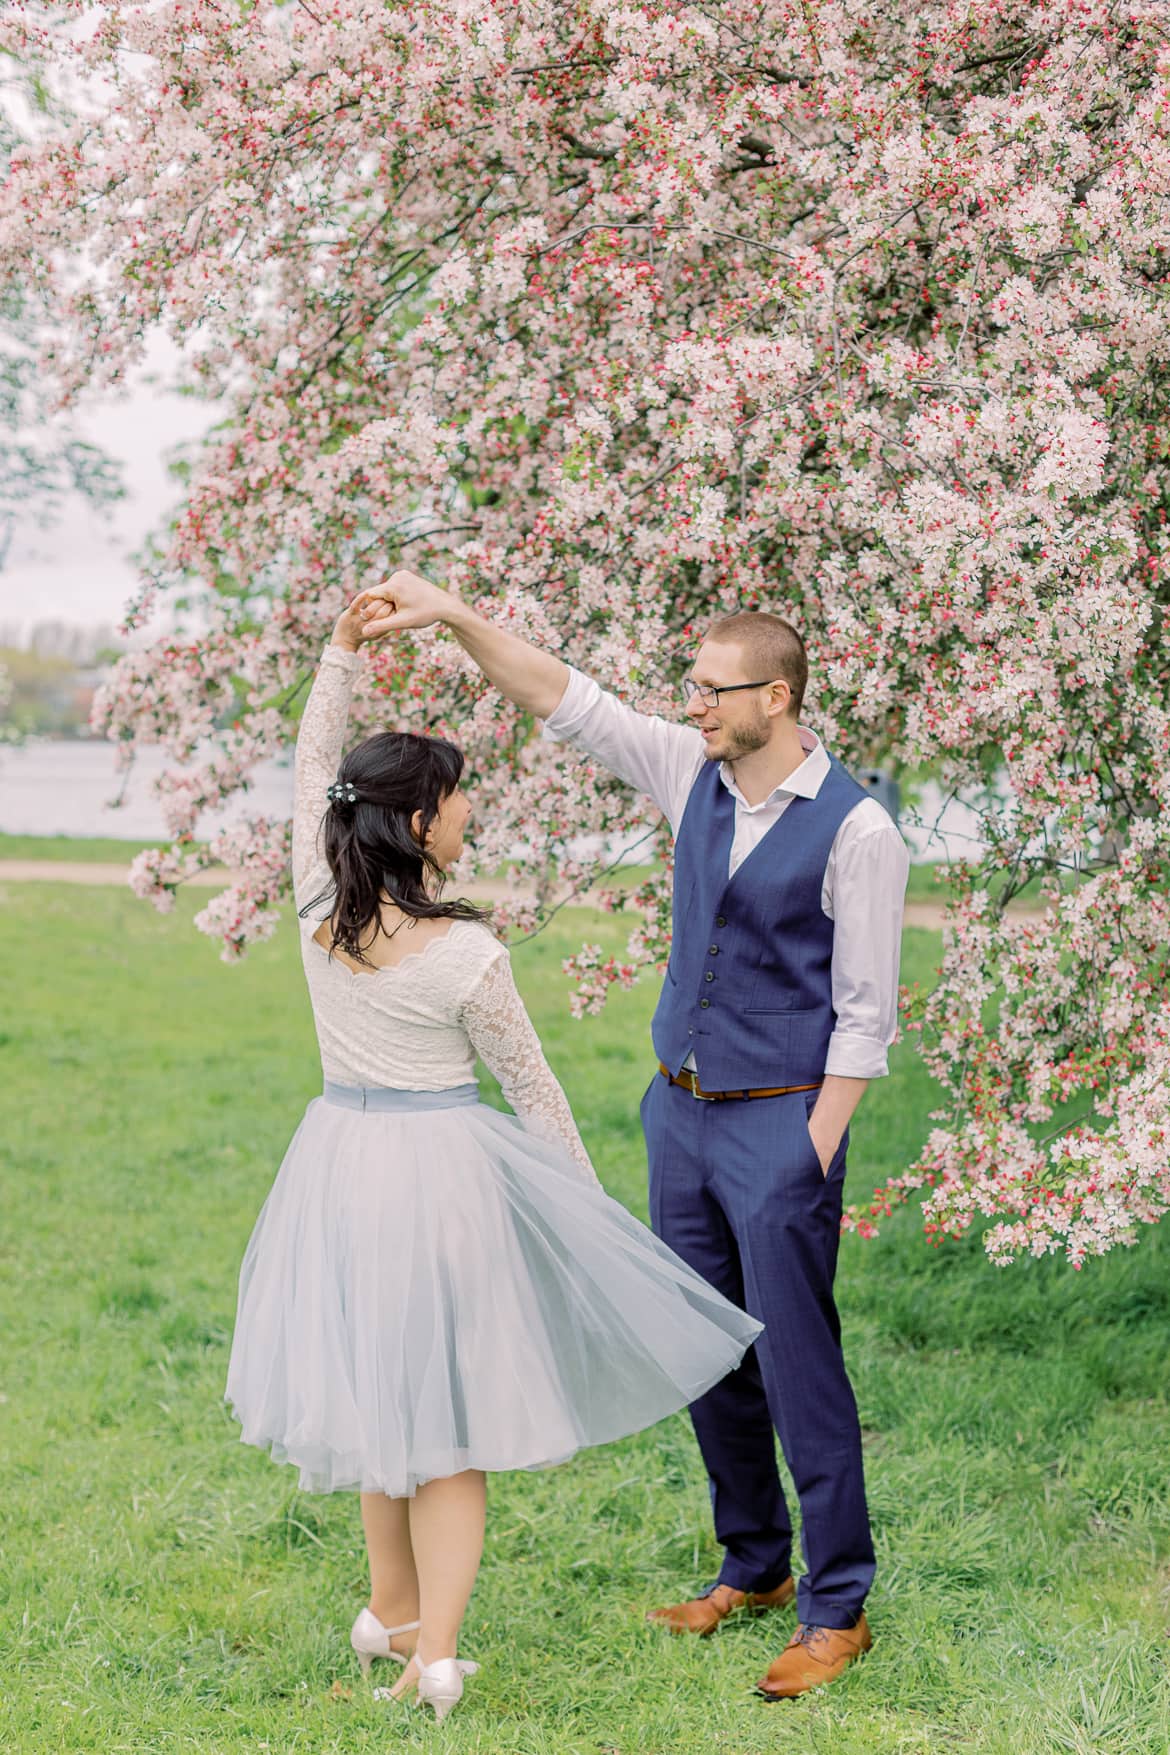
[
  {"left": 824, "top": 810, "right": 909, "bottom": 1079},
  {"left": 541, "top": 667, "right": 705, "bottom": 829}
]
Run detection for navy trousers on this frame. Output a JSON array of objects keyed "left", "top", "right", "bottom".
[{"left": 641, "top": 1074, "right": 874, "bottom": 1629}]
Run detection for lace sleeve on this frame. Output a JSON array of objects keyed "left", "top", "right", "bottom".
[
  {"left": 460, "top": 953, "right": 600, "bottom": 1186},
  {"left": 292, "top": 644, "right": 362, "bottom": 901}
]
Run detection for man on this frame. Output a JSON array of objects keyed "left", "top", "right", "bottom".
[{"left": 361, "top": 574, "right": 909, "bottom": 1700}]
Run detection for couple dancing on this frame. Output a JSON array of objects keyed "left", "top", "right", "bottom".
[{"left": 225, "top": 572, "right": 908, "bottom": 1720}]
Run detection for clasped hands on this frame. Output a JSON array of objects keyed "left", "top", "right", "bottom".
[
  {"left": 361, "top": 570, "right": 450, "bottom": 637},
  {"left": 330, "top": 573, "right": 445, "bottom": 653}
]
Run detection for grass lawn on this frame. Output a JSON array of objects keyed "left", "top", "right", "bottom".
[
  {"left": 0, "top": 885, "right": 1167, "bottom": 1753},
  {"left": 0, "top": 833, "right": 170, "bottom": 863}
]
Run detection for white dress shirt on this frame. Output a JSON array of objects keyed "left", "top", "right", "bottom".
[{"left": 543, "top": 667, "right": 909, "bottom": 1080}]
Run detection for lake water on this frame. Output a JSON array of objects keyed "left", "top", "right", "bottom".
[
  {"left": 0, "top": 739, "right": 984, "bottom": 860},
  {"left": 0, "top": 740, "right": 295, "bottom": 841}
]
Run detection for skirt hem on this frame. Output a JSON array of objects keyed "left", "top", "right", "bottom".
[{"left": 226, "top": 1367, "right": 733, "bottom": 1498}]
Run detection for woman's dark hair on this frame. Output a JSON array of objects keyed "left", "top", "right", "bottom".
[{"left": 299, "top": 730, "right": 488, "bottom": 963}]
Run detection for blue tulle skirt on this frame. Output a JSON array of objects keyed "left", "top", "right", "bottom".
[{"left": 225, "top": 1083, "right": 762, "bottom": 1495}]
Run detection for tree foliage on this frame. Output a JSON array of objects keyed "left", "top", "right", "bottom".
[{"left": 4, "top": 1, "right": 1168, "bottom": 1262}]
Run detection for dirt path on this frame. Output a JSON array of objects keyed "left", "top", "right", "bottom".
[
  {"left": 0, "top": 857, "right": 1044, "bottom": 932},
  {"left": 1, "top": 859, "right": 231, "bottom": 888}
]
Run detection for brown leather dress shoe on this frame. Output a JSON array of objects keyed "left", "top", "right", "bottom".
[
  {"left": 756, "top": 1614, "right": 872, "bottom": 1697},
  {"left": 646, "top": 1577, "right": 796, "bottom": 1636}
]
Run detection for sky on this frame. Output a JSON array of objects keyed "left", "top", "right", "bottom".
[
  {"left": 0, "top": 334, "right": 218, "bottom": 642},
  {"left": 0, "top": 27, "right": 202, "bottom": 641}
]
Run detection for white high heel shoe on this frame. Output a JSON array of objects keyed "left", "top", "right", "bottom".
[
  {"left": 350, "top": 1607, "right": 421, "bottom": 1677},
  {"left": 415, "top": 1656, "right": 479, "bottom": 1723}
]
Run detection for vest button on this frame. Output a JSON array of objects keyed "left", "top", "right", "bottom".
[
  {"left": 709, "top": 944, "right": 719, "bottom": 955},
  {"left": 704, "top": 971, "right": 715, "bottom": 982},
  {"left": 700, "top": 998, "right": 710, "bottom": 1009},
  {"left": 716, "top": 915, "right": 726, "bottom": 927}
]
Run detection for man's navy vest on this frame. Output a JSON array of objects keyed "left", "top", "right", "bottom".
[{"left": 651, "top": 758, "right": 869, "bottom": 1090}]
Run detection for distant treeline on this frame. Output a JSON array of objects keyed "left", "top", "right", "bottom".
[{"left": 0, "top": 646, "right": 108, "bottom": 738}]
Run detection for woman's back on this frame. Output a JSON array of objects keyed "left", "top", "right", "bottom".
[{"left": 299, "top": 913, "right": 504, "bottom": 1092}]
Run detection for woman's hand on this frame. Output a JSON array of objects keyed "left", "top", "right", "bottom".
[{"left": 330, "top": 591, "right": 385, "bottom": 654}]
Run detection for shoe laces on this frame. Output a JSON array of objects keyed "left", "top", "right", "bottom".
[{"left": 793, "top": 1622, "right": 831, "bottom": 1650}]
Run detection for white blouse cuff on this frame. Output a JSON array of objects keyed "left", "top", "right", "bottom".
[{"left": 320, "top": 642, "right": 362, "bottom": 671}]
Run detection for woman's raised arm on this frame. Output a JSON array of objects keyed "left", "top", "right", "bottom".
[{"left": 291, "top": 596, "right": 377, "bottom": 900}]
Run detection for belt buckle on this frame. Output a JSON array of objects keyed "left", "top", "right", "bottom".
[{"left": 689, "top": 1074, "right": 715, "bottom": 1102}]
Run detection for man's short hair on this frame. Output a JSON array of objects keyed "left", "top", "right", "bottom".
[{"left": 705, "top": 611, "right": 808, "bottom": 717}]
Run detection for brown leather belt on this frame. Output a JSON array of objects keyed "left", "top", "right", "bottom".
[{"left": 659, "top": 1063, "right": 823, "bottom": 1103}]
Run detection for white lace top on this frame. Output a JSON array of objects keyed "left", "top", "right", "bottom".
[{"left": 293, "top": 643, "right": 595, "bottom": 1180}]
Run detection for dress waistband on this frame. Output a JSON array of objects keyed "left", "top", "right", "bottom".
[{"left": 322, "top": 1081, "right": 480, "bottom": 1113}]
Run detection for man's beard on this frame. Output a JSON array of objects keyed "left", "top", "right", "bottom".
[{"left": 715, "top": 717, "right": 770, "bottom": 758}]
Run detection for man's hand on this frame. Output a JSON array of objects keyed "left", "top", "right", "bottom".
[
  {"left": 807, "top": 1075, "right": 868, "bottom": 1177},
  {"left": 807, "top": 1112, "right": 842, "bottom": 1177},
  {"left": 359, "top": 569, "right": 458, "bottom": 637}
]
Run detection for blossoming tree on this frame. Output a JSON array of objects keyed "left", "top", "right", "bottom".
[
  {"left": 0, "top": 54, "right": 120, "bottom": 572},
  {"left": 4, "top": 0, "right": 1168, "bottom": 1264}
]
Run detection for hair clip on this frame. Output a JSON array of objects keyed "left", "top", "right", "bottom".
[{"left": 326, "top": 780, "right": 359, "bottom": 806}]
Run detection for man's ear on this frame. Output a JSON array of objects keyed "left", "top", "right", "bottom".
[{"left": 766, "top": 678, "right": 793, "bottom": 719}]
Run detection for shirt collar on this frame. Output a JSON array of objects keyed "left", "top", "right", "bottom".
[{"left": 719, "top": 726, "right": 829, "bottom": 810}]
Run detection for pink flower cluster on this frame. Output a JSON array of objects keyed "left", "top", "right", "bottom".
[
  {"left": 193, "top": 817, "right": 291, "bottom": 962},
  {"left": 6, "top": 1, "right": 1169, "bottom": 1261}
]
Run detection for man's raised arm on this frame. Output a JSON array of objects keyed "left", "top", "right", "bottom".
[
  {"left": 360, "top": 570, "right": 570, "bottom": 719},
  {"left": 361, "top": 568, "right": 704, "bottom": 826}
]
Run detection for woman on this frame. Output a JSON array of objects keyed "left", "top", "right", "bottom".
[{"left": 224, "top": 593, "right": 762, "bottom": 1722}]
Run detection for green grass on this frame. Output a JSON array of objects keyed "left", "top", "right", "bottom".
[
  {"left": 1, "top": 888, "right": 1168, "bottom": 1753},
  {"left": 0, "top": 832, "right": 169, "bottom": 862},
  {"left": 904, "top": 862, "right": 946, "bottom": 903}
]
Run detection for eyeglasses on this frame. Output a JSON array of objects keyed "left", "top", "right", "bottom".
[{"left": 680, "top": 677, "right": 779, "bottom": 708}]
